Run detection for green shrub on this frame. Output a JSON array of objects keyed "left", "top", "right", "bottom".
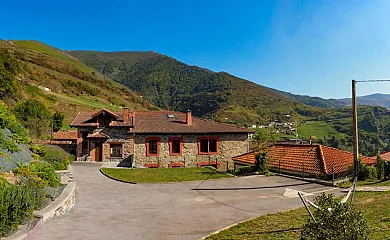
[
  {"left": 14, "top": 161, "right": 61, "bottom": 187},
  {"left": 0, "top": 105, "right": 29, "bottom": 144},
  {"left": 14, "top": 99, "right": 50, "bottom": 138},
  {"left": 234, "top": 166, "right": 257, "bottom": 175},
  {"left": 255, "top": 151, "right": 269, "bottom": 175},
  {"left": 38, "top": 145, "right": 73, "bottom": 170},
  {"left": 0, "top": 51, "right": 19, "bottom": 98},
  {"left": 375, "top": 154, "right": 385, "bottom": 180},
  {"left": 301, "top": 193, "right": 370, "bottom": 240},
  {"left": 367, "top": 166, "right": 377, "bottom": 181},
  {"left": 0, "top": 177, "right": 44, "bottom": 237}
]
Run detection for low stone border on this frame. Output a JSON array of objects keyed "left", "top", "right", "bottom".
[
  {"left": 34, "top": 182, "right": 76, "bottom": 222},
  {"left": 3, "top": 165, "right": 76, "bottom": 240}
]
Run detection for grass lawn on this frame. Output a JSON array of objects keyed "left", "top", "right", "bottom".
[
  {"left": 338, "top": 179, "right": 390, "bottom": 188},
  {"left": 206, "top": 191, "right": 390, "bottom": 239},
  {"left": 298, "top": 121, "right": 347, "bottom": 140},
  {"left": 101, "top": 167, "right": 231, "bottom": 183}
]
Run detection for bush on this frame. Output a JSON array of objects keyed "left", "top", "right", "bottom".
[
  {"left": 255, "top": 151, "right": 269, "bottom": 175},
  {"left": 36, "top": 145, "right": 73, "bottom": 170},
  {"left": 0, "top": 51, "right": 19, "bottom": 98},
  {"left": 367, "top": 166, "right": 377, "bottom": 181},
  {"left": 0, "top": 177, "right": 44, "bottom": 237},
  {"left": 234, "top": 166, "right": 257, "bottom": 175},
  {"left": 301, "top": 193, "right": 370, "bottom": 240},
  {"left": 13, "top": 161, "right": 61, "bottom": 187},
  {"left": 14, "top": 99, "right": 50, "bottom": 138},
  {"left": 375, "top": 155, "right": 385, "bottom": 180}
]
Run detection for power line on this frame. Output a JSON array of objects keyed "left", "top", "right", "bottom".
[{"left": 355, "top": 79, "right": 390, "bottom": 83}]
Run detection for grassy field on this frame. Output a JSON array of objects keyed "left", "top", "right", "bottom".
[
  {"left": 298, "top": 121, "right": 347, "bottom": 140},
  {"left": 101, "top": 167, "right": 231, "bottom": 183},
  {"left": 338, "top": 179, "right": 390, "bottom": 188},
  {"left": 206, "top": 191, "right": 390, "bottom": 239}
]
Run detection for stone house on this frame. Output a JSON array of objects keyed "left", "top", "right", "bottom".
[{"left": 70, "top": 108, "right": 253, "bottom": 169}]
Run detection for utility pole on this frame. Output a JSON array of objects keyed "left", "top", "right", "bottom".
[{"left": 352, "top": 80, "right": 359, "bottom": 179}]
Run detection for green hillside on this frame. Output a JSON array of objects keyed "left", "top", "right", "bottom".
[
  {"left": 68, "top": 50, "right": 323, "bottom": 125},
  {"left": 0, "top": 40, "right": 156, "bottom": 129}
]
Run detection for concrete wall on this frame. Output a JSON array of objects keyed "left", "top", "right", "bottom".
[{"left": 133, "top": 133, "right": 249, "bottom": 170}]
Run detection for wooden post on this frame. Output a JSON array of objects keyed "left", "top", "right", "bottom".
[
  {"left": 332, "top": 164, "right": 335, "bottom": 185},
  {"left": 352, "top": 80, "right": 359, "bottom": 179}
]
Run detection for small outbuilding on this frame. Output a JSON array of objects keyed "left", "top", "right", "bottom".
[{"left": 232, "top": 144, "right": 376, "bottom": 179}]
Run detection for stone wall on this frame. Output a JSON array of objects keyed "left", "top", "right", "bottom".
[
  {"left": 133, "top": 133, "right": 249, "bottom": 171},
  {"left": 76, "top": 127, "right": 133, "bottom": 164}
]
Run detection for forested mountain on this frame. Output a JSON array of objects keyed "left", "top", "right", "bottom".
[
  {"left": 0, "top": 40, "right": 156, "bottom": 138},
  {"left": 274, "top": 90, "right": 346, "bottom": 108},
  {"left": 68, "top": 50, "right": 322, "bottom": 125}
]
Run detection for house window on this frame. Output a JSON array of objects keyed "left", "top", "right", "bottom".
[
  {"left": 110, "top": 143, "right": 123, "bottom": 158},
  {"left": 198, "top": 137, "right": 219, "bottom": 155},
  {"left": 146, "top": 138, "right": 160, "bottom": 156},
  {"left": 169, "top": 137, "right": 183, "bottom": 156}
]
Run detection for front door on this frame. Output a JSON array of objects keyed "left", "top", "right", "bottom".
[{"left": 95, "top": 143, "right": 102, "bottom": 162}]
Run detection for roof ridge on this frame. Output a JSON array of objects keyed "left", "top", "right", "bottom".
[
  {"left": 318, "top": 145, "right": 328, "bottom": 174},
  {"left": 70, "top": 112, "right": 81, "bottom": 126}
]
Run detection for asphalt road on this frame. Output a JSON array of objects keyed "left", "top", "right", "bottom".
[{"left": 26, "top": 163, "right": 341, "bottom": 240}]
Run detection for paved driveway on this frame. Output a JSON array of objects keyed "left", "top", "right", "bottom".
[{"left": 27, "top": 163, "right": 341, "bottom": 240}]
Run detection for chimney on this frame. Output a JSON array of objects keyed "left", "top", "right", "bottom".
[
  {"left": 123, "top": 107, "right": 129, "bottom": 122},
  {"left": 186, "top": 110, "right": 192, "bottom": 125},
  {"left": 129, "top": 111, "right": 135, "bottom": 126}
]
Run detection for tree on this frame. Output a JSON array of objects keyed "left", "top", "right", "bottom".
[
  {"left": 0, "top": 51, "right": 20, "bottom": 98},
  {"left": 14, "top": 99, "right": 50, "bottom": 121},
  {"left": 252, "top": 127, "right": 278, "bottom": 174},
  {"left": 301, "top": 193, "right": 370, "bottom": 240},
  {"left": 14, "top": 99, "right": 50, "bottom": 138},
  {"left": 252, "top": 127, "right": 279, "bottom": 150},
  {"left": 52, "top": 112, "right": 64, "bottom": 132}
]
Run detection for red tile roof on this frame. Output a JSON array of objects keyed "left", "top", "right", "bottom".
[
  {"left": 91, "top": 108, "right": 119, "bottom": 118},
  {"left": 132, "top": 111, "right": 253, "bottom": 134},
  {"left": 70, "top": 109, "right": 253, "bottom": 134},
  {"left": 52, "top": 130, "right": 77, "bottom": 140},
  {"left": 232, "top": 144, "right": 376, "bottom": 176}
]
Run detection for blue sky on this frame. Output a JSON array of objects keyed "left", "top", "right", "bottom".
[{"left": 2, "top": 0, "right": 390, "bottom": 98}]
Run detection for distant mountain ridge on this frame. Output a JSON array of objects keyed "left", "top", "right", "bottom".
[
  {"left": 338, "top": 93, "right": 390, "bottom": 109},
  {"left": 68, "top": 50, "right": 323, "bottom": 125}
]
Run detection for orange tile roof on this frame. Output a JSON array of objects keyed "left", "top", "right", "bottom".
[
  {"left": 52, "top": 130, "right": 77, "bottom": 140},
  {"left": 232, "top": 144, "right": 376, "bottom": 176}
]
